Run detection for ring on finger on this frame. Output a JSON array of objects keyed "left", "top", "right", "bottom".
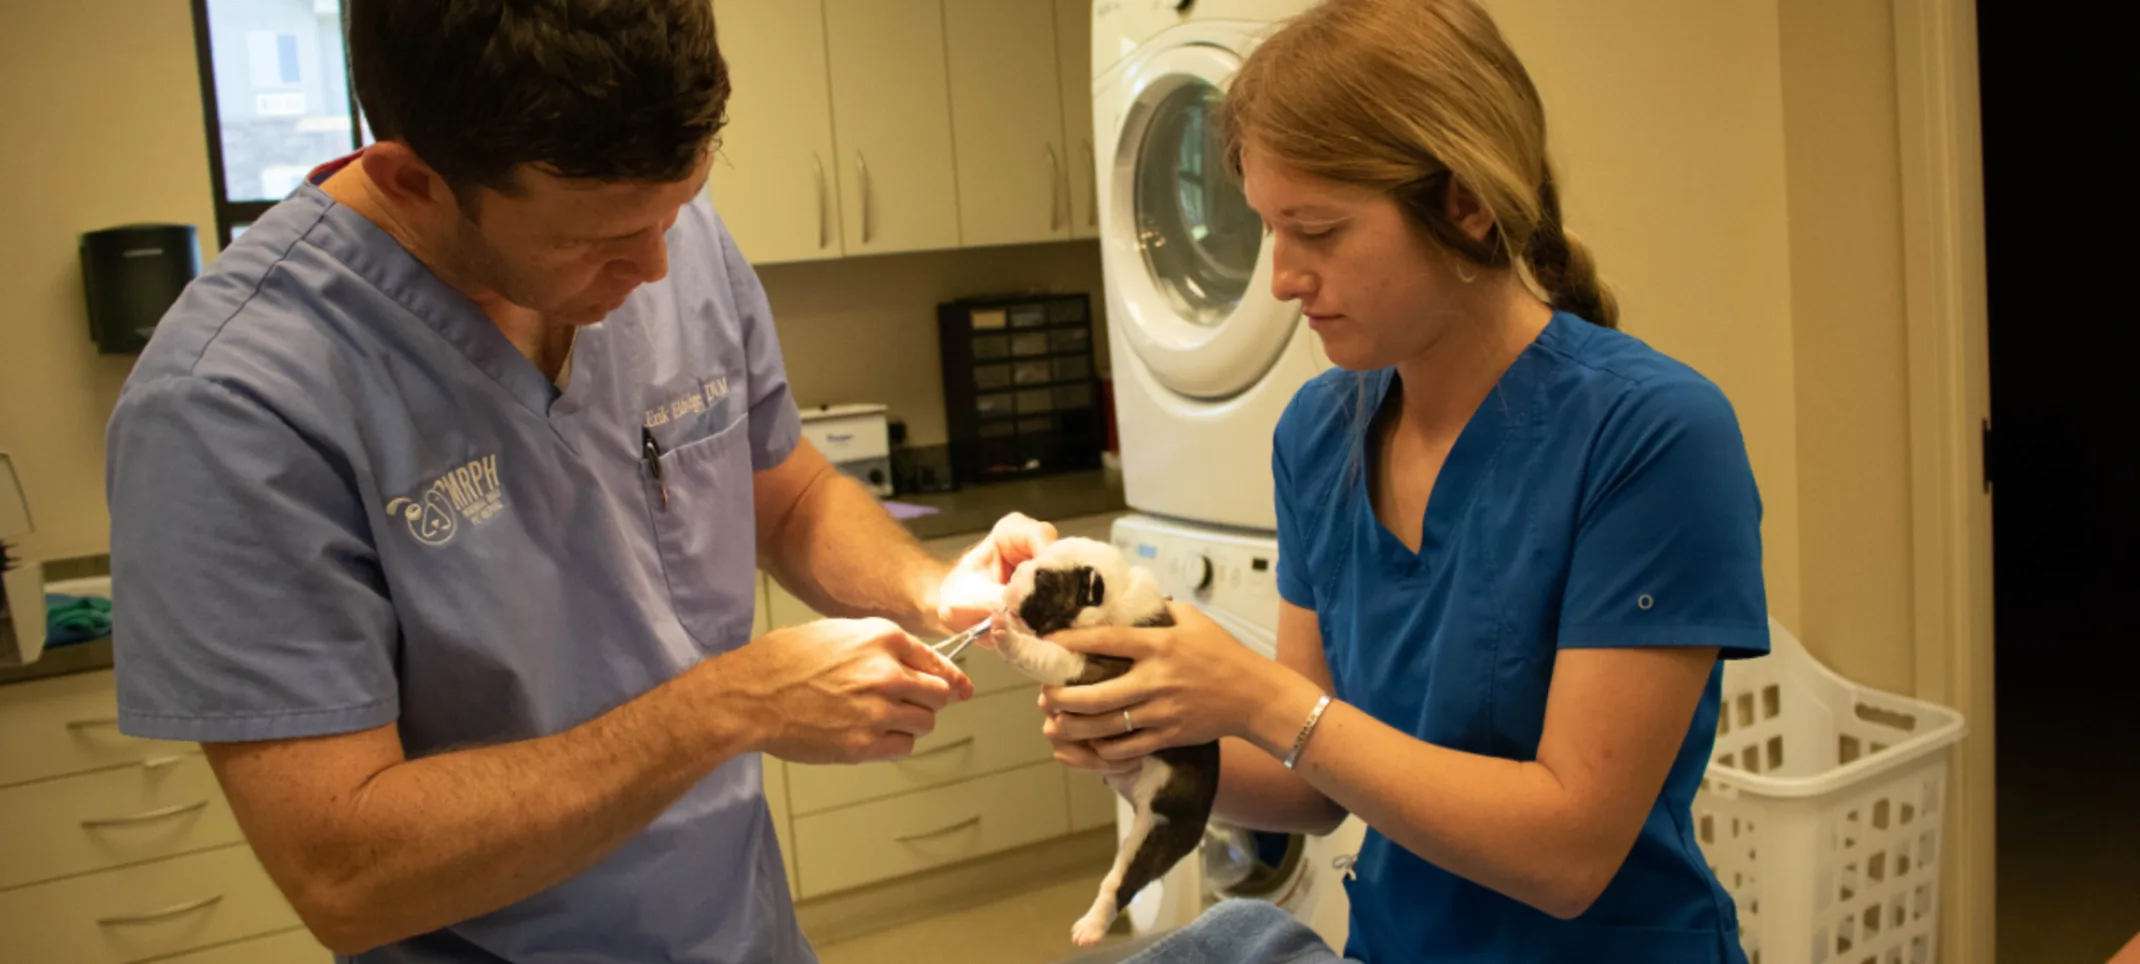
[{"left": 1121, "top": 709, "right": 1136, "bottom": 734}]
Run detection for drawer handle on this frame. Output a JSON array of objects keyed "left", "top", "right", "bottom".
[
  {"left": 81, "top": 799, "right": 210, "bottom": 829},
  {"left": 97, "top": 894, "right": 224, "bottom": 927},
  {"left": 66, "top": 716, "right": 120, "bottom": 730},
  {"left": 901, "top": 736, "right": 976, "bottom": 762},
  {"left": 142, "top": 754, "right": 188, "bottom": 771},
  {"left": 894, "top": 814, "right": 981, "bottom": 844}
]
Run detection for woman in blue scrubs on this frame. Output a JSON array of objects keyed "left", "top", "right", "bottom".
[{"left": 1044, "top": 1, "right": 1768, "bottom": 961}]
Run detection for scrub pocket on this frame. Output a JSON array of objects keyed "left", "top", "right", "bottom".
[{"left": 645, "top": 416, "right": 758, "bottom": 656}]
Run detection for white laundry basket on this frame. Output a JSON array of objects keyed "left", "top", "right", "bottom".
[{"left": 1694, "top": 619, "right": 1966, "bottom": 964}]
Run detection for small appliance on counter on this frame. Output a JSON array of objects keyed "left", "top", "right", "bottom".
[
  {"left": 1, "top": 451, "right": 46, "bottom": 667},
  {"left": 799, "top": 404, "right": 894, "bottom": 497}
]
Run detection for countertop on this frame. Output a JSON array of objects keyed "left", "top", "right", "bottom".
[
  {"left": 892, "top": 468, "right": 1126, "bottom": 542},
  {"left": 0, "top": 469, "right": 1125, "bottom": 688}
]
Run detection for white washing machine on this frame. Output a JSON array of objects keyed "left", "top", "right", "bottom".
[
  {"left": 1094, "top": 0, "right": 1329, "bottom": 532},
  {"left": 1108, "top": 514, "right": 1367, "bottom": 950}
]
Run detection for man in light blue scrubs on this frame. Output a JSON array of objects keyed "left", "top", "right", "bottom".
[{"left": 104, "top": 3, "right": 1039, "bottom": 961}]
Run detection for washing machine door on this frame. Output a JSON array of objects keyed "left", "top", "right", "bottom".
[{"left": 1104, "top": 41, "right": 1300, "bottom": 402}]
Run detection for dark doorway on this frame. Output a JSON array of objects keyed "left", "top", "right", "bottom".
[{"left": 1977, "top": 4, "right": 2140, "bottom": 961}]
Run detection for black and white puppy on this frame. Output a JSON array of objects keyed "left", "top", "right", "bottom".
[{"left": 989, "top": 538, "right": 1220, "bottom": 946}]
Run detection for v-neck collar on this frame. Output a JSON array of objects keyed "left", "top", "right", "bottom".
[
  {"left": 1355, "top": 313, "right": 1575, "bottom": 569},
  {"left": 291, "top": 182, "right": 570, "bottom": 420}
]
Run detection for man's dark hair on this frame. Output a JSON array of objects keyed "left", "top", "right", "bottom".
[{"left": 348, "top": 0, "right": 729, "bottom": 196}]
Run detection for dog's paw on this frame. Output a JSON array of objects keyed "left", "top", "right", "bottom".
[{"left": 1070, "top": 898, "right": 1118, "bottom": 947}]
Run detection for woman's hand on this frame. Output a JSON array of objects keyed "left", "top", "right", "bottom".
[
  {"left": 1039, "top": 702, "right": 1143, "bottom": 795},
  {"left": 1039, "top": 602, "right": 1306, "bottom": 762}
]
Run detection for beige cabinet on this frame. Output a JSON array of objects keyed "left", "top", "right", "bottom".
[
  {"left": 751, "top": 570, "right": 770, "bottom": 640},
  {"left": 1055, "top": 0, "right": 1099, "bottom": 239},
  {"left": 0, "top": 843, "right": 305, "bottom": 964},
  {"left": 0, "top": 669, "right": 167, "bottom": 787},
  {"left": 0, "top": 752, "right": 245, "bottom": 891},
  {"left": 824, "top": 0, "right": 963, "bottom": 255},
  {"left": 945, "top": 0, "right": 1072, "bottom": 247},
  {"left": 0, "top": 670, "right": 329, "bottom": 961},
  {"left": 793, "top": 761, "right": 1069, "bottom": 897},
  {"left": 710, "top": 0, "right": 843, "bottom": 264}
]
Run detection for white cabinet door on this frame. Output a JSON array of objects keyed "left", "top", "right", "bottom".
[
  {"left": 1056, "top": 0, "right": 1099, "bottom": 239},
  {"left": 944, "top": 0, "right": 1071, "bottom": 247},
  {"left": 824, "top": 0, "right": 963, "bottom": 255},
  {"left": 709, "top": 0, "right": 842, "bottom": 264}
]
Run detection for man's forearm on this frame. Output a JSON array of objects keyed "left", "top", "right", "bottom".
[
  {"left": 763, "top": 468, "right": 947, "bottom": 636},
  {"left": 233, "top": 661, "right": 760, "bottom": 953}
]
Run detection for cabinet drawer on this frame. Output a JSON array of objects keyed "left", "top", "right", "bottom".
[
  {"left": 794, "top": 761, "right": 1069, "bottom": 897},
  {"left": 152, "top": 927, "right": 330, "bottom": 964},
  {"left": 787, "top": 686, "right": 1051, "bottom": 815},
  {"left": 0, "top": 844, "right": 303, "bottom": 964},
  {"left": 0, "top": 671, "right": 177, "bottom": 788},
  {"left": 0, "top": 753, "right": 243, "bottom": 891}
]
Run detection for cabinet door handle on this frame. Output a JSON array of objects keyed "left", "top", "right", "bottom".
[
  {"left": 811, "top": 152, "right": 829, "bottom": 249},
  {"left": 1046, "top": 143, "right": 1063, "bottom": 231},
  {"left": 1084, "top": 138, "right": 1098, "bottom": 227},
  {"left": 900, "top": 736, "right": 977, "bottom": 761},
  {"left": 855, "top": 150, "right": 872, "bottom": 244},
  {"left": 66, "top": 716, "right": 119, "bottom": 731},
  {"left": 894, "top": 814, "right": 982, "bottom": 843},
  {"left": 81, "top": 799, "right": 210, "bottom": 829},
  {"left": 97, "top": 894, "right": 223, "bottom": 927}
]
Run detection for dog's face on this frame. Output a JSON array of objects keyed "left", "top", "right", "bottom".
[{"left": 1004, "top": 538, "right": 1165, "bottom": 636}]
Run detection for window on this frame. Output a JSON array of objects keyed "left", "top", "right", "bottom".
[{"left": 192, "top": 0, "right": 367, "bottom": 247}]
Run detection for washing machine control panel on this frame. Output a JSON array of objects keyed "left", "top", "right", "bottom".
[{"left": 1111, "top": 519, "right": 1282, "bottom": 634}]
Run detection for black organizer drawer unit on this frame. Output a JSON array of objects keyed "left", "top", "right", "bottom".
[{"left": 938, "top": 292, "right": 1104, "bottom": 485}]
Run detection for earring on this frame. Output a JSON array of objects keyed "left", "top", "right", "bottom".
[{"left": 1455, "top": 261, "right": 1478, "bottom": 284}]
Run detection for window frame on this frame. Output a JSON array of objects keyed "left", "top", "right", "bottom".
[{"left": 190, "top": 0, "right": 367, "bottom": 248}]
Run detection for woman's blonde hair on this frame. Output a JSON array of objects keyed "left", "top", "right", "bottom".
[{"left": 1223, "top": 0, "right": 1617, "bottom": 328}]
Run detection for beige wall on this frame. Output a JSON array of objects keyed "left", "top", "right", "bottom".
[
  {"left": 758, "top": 241, "right": 1106, "bottom": 448},
  {"left": 1492, "top": 0, "right": 1804, "bottom": 626},
  {"left": 0, "top": 0, "right": 218, "bottom": 563},
  {"left": 1777, "top": 0, "right": 1919, "bottom": 695}
]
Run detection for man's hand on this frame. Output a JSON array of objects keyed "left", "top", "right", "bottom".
[
  {"left": 936, "top": 512, "right": 1058, "bottom": 631},
  {"left": 727, "top": 617, "right": 974, "bottom": 764}
]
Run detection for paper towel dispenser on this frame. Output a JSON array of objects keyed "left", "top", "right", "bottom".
[{"left": 80, "top": 223, "right": 200, "bottom": 354}]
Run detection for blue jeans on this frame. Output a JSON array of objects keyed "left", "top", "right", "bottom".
[{"left": 1122, "top": 900, "right": 1355, "bottom": 964}]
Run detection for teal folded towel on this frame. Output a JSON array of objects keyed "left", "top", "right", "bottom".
[{"left": 45, "top": 593, "right": 112, "bottom": 648}]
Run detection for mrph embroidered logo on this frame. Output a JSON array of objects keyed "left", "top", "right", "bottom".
[{"left": 385, "top": 454, "right": 505, "bottom": 547}]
